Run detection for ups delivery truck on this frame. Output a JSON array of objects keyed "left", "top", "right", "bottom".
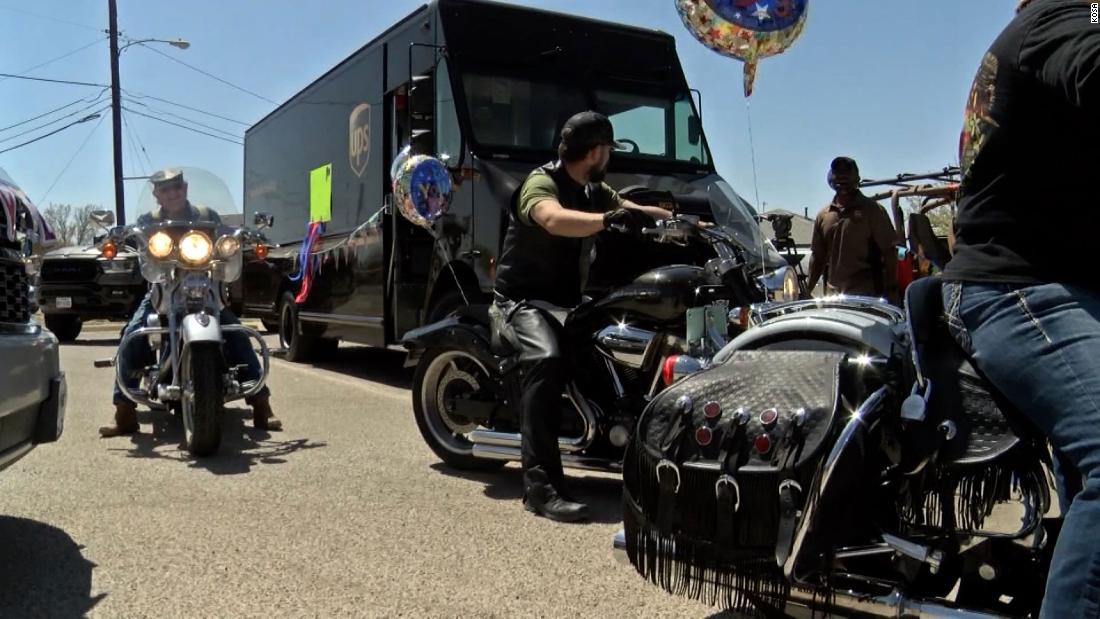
[{"left": 239, "top": 0, "right": 793, "bottom": 361}]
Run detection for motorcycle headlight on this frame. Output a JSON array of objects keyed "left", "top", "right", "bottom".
[
  {"left": 215, "top": 235, "right": 240, "bottom": 259},
  {"left": 148, "top": 231, "right": 174, "bottom": 259},
  {"left": 758, "top": 266, "right": 800, "bottom": 302},
  {"left": 179, "top": 231, "right": 213, "bottom": 265}
]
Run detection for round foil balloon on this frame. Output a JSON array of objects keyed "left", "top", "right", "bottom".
[
  {"left": 393, "top": 154, "right": 452, "bottom": 230},
  {"left": 675, "top": 0, "right": 809, "bottom": 97},
  {"left": 389, "top": 144, "right": 413, "bottom": 184}
]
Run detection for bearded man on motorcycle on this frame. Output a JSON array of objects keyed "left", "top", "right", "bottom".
[
  {"left": 490, "top": 111, "right": 672, "bottom": 522},
  {"left": 99, "top": 168, "right": 282, "bottom": 437},
  {"left": 942, "top": 1, "right": 1100, "bottom": 615}
]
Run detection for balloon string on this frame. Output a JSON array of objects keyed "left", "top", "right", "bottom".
[{"left": 745, "top": 98, "right": 767, "bottom": 277}]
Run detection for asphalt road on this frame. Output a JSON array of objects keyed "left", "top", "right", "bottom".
[{"left": 0, "top": 331, "right": 712, "bottom": 618}]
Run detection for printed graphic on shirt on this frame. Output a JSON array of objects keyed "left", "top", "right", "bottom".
[{"left": 959, "top": 52, "right": 1000, "bottom": 178}]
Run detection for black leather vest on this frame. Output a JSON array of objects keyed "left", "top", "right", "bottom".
[{"left": 494, "top": 162, "right": 601, "bottom": 308}]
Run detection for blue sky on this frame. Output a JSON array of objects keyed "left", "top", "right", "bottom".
[{"left": 0, "top": 1, "right": 1010, "bottom": 223}]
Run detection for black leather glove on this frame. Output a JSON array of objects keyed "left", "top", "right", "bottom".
[{"left": 602, "top": 208, "right": 642, "bottom": 236}]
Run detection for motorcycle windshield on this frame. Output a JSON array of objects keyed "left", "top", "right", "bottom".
[{"left": 707, "top": 181, "right": 787, "bottom": 272}]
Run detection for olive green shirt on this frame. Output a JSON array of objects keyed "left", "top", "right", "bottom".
[{"left": 516, "top": 168, "right": 624, "bottom": 227}]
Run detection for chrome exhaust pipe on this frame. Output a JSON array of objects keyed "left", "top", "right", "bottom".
[
  {"left": 612, "top": 529, "right": 998, "bottom": 618},
  {"left": 471, "top": 444, "right": 619, "bottom": 473}
]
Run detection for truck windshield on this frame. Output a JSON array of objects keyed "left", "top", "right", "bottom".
[{"left": 461, "top": 73, "right": 710, "bottom": 166}]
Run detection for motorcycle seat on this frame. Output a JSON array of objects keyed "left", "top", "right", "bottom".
[{"left": 904, "top": 277, "right": 1039, "bottom": 466}]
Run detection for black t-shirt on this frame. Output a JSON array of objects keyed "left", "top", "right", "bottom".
[{"left": 943, "top": 0, "right": 1100, "bottom": 289}]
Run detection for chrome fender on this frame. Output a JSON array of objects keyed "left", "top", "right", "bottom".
[{"left": 181, "top": 313, "right": 222, "bottom": 345}]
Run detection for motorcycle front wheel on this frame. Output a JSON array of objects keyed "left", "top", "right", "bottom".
[{"left": 181, "top": 342, "right": 224, "bottom": 456}]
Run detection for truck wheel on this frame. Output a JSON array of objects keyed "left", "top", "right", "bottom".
[
  {"left": 278, "top": 291, "right": 316, "bottom": 362},
  {"left": 44, "top": 314, "right": 82, "bottom": 342},
  {"left": 412, "top": 347, "right": 505, "bottom": 471},
  {"left": 181, "top": 342, "right": 223, "bottom": 457}
]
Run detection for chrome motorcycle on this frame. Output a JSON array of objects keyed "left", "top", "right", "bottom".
[{"left": 95, "top": 205, "right": 273, "bottom": 456}]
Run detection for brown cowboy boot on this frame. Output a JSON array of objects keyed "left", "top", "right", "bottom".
[
  {"left": 99, "top": 401, "right": 139, "bottom": 437},
  {"left": 250, "top": 394, "right": 282, "bottom": 431}
]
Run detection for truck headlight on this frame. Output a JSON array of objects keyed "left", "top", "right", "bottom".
[
  {"left": 148, "top": 231, "right": 174, "bottom": 258},
  {"left": 100, "top": 258, "right": 135, "bottom": 274},
  {"left": 179, "top": 231, "right": 213, "bottom": 265},
  {"left": 215, "top": 235, "right": 240, "bottom": 259}
]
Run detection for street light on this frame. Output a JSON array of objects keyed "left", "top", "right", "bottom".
[{"left": 107, "top": 0, "right": 190, "bottom": 226}]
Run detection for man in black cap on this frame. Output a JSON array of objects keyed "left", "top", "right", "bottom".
[
  {"left": 100, "top": 168, "right": 282, "bottom": 437},
  {"left": 491, "top": 111, "right": 671, "bottom": 522},
  {"left": 806, "top": 156, "right": 898, "bottom": 303}
]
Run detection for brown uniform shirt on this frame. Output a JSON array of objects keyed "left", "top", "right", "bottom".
[{"left": 810, "top": 194, "right": 898, "bottom": 297}]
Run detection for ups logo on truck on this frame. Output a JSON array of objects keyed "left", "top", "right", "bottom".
[{"left": 349, "top": 103, "right": 371, "bottom": 177}]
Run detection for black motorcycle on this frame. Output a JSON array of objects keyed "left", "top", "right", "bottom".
[
  {"left": 400, "top": 215, "right": 770, "bottom": 473},
  {"left": 614, "top": 276, "right": 1058, "bottom": 618}
]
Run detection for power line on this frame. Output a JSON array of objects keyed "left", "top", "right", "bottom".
[
  {"left": 0, "top": 109, "right": 106, "bottom": 156},
  {"left": 38, "top": 114, "right": 107, "bottom": 204},
  {"left": 137, "top": 44, "right": 278, "bottom": 105},
  {"left": 122, "top": 111, "right": 156, "bottom": 171},
  {"left": 122, "top": 89, "right": 250, "bottom": 126},
  {"left": 121, "top": 112, "right": 145, "bottom": 176},
  {"left": 0, "top": 72, "right": 108, "bottom": 88},
  {"left": 123, "top": 106, "right": 243, "bottom": 145},
  {"left": 0, "top": 37, "right": 107, "bottom": 84},
  {"left": 123, "top": 96, "right": 243, "bottom": 140},
  {"left": 0, "top": 5, "right": 103, "bottom": 32},
  {"left": 0, "top": 95, "right": 108, "bottom": 145},
  {"left": 0, "top": 89, "right": 107, "bottom": 133}
]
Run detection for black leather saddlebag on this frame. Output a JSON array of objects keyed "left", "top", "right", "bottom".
[{"left": 623, "top": 349, "right": 845, "bottom": 613}]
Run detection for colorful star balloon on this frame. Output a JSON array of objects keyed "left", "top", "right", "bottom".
[{"left": 676, "top": 0, "right": 809, "bottom": 97}]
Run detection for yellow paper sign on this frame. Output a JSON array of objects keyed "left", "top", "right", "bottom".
[{"left": 310, "top": 163, "right": 332, "bottom": 223}]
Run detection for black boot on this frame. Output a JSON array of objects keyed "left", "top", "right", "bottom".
[{"left": 523, "top": 468, "right": 590, "bottom": 523}]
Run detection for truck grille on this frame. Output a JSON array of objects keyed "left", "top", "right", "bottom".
[
  {"left": 0, "top": 252, "right": 30, "bottom": 324},
  {"left": 41, "top": 259, "right": 98, "bottom": 283}
]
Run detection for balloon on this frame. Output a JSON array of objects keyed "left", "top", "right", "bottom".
[
  {"left": 393, "top": 154, "right": 452, "bottom": 230},
  {"left": 389, "top": 144, "right": 413, "bottom": 185},
  {"left": 675, "top": 0, "right": 809, "bottom": 97}
]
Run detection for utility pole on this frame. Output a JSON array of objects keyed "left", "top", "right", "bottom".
[{"left": 108, "top": 0, "right": 125, "bottom": 226}]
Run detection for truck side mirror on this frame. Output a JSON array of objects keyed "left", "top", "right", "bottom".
[
  {"left": 253, "top": 212, "right": 275, "bottom": 230},
  {"left": 90, "top": 209, "right": 115, "bottom": 227},
  {"left": 688, "top": 116, "right": 701, "bottom": 146}
]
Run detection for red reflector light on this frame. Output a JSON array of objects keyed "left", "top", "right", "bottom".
[
  {"left": 704, "top": 401, "right": 721, "bottom": 419},
  {"left": 760, "top": 408, "right": 779, "bottom": 427},
  {"left": 754, "top": 434, "right": 772, "bottom": 455},
  {"left": 101, "top": 241, "right": 117, "bottom": 260},
  {"left": 695, "top": 426, "right": 713, "bottom": 446},
  {"left": 254, "top": 243, "right": 269, "bottom": 259}
]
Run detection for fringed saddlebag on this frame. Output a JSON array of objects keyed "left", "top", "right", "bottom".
[{"left": 623, "top": 350, "right": 845, "bottom": 614}]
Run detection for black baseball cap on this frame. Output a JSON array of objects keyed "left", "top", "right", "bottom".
[
  {"left": 829, "top": 156, "right": 859, "bottom": 175},
  {"left": 560, "top": 111, "right": 627, "bottom": 151}
]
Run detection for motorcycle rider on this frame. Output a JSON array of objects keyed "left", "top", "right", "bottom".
[
  {"left": 491, "top": 111, "right": 671, "bottom": 522},
  {"left": 99, "top": 168, "right": 282, "bottom": 437},
  {"left": 942, "top": 1, "right": 1100, "bottom": 615}
]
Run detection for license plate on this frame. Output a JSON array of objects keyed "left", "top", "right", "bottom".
[{"left": 56, "top": 297, "right": 72, "bottom": 309}]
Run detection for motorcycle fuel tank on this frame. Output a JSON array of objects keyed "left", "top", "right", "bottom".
[{"left": 588, "top": 265, "right": 719, "bottom": 324}]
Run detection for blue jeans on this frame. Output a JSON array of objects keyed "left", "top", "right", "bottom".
[
  {"left": 943, "top": 281, "right": 1100, "bottom": 618},
  {"left": 113, "top": 292, "right": 269, "bottom": 405}
]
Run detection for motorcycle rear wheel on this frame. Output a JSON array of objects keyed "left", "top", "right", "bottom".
[
  {"left": 412, "top": 347, "right": 505, "bottom": 471},
  {"left": 181, "top": 342, "right": 224, "bottom": 457}
]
